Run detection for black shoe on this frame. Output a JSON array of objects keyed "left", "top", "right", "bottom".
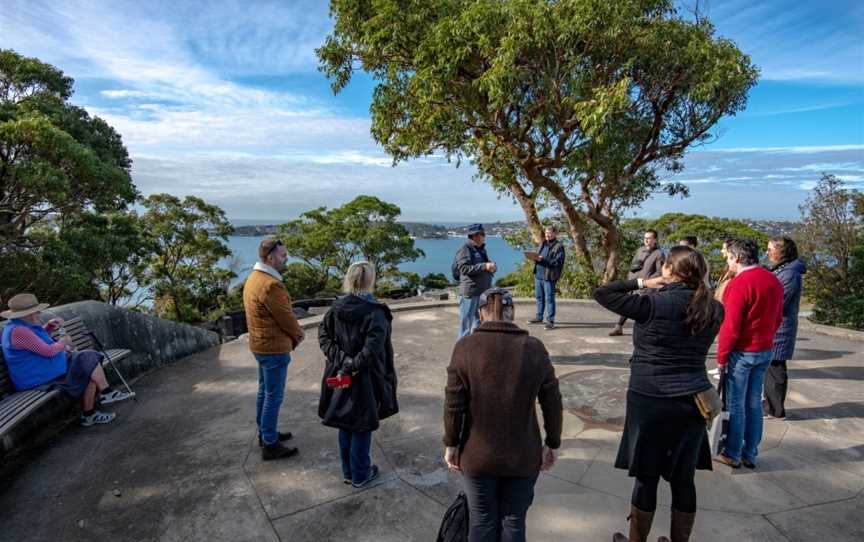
[
  {"left": 262, "top": 441, "right": 298, "bottom": 461},
  {"left": 609, "top": 325, "right": 624, "bottom": 336},
  {"left": 742, "top": 458, "right": 756, "bottom": 469},
  {"left": 258, "top": 431, "right": 293, "bottom": 447},
  {"left": 526, "top": 318, "right": 543, "bottom": 324},
  {"left": 713, "top": 452, "right": 741, "bottom": 469},
  {"left": 544, "top": 322, "right": 555, "bottom": 330},
  {"left": 352, "top": 465, "right": 380, "bottom": 488}
]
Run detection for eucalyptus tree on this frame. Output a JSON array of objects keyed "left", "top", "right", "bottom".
[{"left": 317, "top": 0, "right": 758, "bottom": 281}]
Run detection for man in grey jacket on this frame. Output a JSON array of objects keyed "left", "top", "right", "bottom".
[
  {"left": 453, "top": 224, "right": 496, "bottom": 337},
  {"left": 609, "top": 229, "right": 664, "bottom": 336}
]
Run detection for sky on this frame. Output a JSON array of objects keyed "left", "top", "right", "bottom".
[{"left": 1, "top": 0, "right": 862, "bottom": 224}]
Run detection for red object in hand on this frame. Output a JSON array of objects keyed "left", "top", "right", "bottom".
[{"left": 326, "top": 374, "right": 352, "bottom": 389}]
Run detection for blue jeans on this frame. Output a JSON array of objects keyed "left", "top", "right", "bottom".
[
  {"left": 459, "top": 295, "right": 481, "bottom": 338},
  {"left": 463, "top": 473, "right": 539, "bottom": 542},
  {"left": 534, "top": 277, "right": 556, "bottom": 323},
  {"left": 254, "top": 353, "right": 290, "bottom": 445},
  {"left": 338, "top": 429, "right": 373, "bottom": 484},
  {"left": 724, "top": 350, "right": 772, "bottom": 462}
]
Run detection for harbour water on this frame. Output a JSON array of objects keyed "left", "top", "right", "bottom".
[{"left": 226, "top": 235, "right": 525, "bottom": 285}]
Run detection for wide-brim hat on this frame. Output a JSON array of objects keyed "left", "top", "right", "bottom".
[{"left": 1, "top": 293, "right": 50, "bottom": 320}]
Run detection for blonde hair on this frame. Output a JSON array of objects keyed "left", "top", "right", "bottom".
[{"left": 342, "top": 261, "right": 376, "bottom": 295}]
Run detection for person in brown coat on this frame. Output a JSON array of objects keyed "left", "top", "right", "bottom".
[
  {"left": 443, "top": 287, "right": 563, "bottom": 542},
  {"left": 243, "top": 238, "right": 305, "bottom": 460}
]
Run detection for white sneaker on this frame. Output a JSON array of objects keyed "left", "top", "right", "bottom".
[
  {"left": 100, "top": 389, "right": 135, "bottom": 404},
  {"left": 81, "top": 410, "right": 116, "bottom": 427}
]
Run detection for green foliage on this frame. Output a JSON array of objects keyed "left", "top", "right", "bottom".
[
  {"left": 421, "top": 272, "right": 452, "bottom": 290},
  {"left": 0, "top": 49, "right": 136, "bottom": 247},
  {"left": 139, "top": 194, "right": 236, "bottom": 323},
  {"left": 318, "top": 1, "right": 759, "bottom": 282},
  {"left": 58, "top": 211, "right": 153, "bottom": 306},
  {"left": 0, "top": 50, "right": 138, "bottom": 307},
  {"left": 278, "top": 196, "right": 423, "bottom": 297},
  {"left": 799, "top": 174, "right": 864, "bottom": 330}
]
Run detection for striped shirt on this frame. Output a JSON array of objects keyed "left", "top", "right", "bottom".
[{"left": 9, "top": 326, "right": 66, "bottom": 358}]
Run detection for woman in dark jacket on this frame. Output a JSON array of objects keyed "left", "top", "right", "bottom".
[
  {"left": 444, "top": 288, "right": 563, "bottom": 542},
  {"left": 764, "top": 237, "right": 806, "bottom": 418},
  {"left": 594, "top": 246, "right": 724, "bottom": 542},
  {"left": 318, "top": 261, "right": 398, "bottom": 488}
]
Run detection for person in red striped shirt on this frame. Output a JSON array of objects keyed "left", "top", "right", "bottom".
[
  {"left": 1, "top": 294, "right": 133, "bottom": 426},
  {"left": 714, "top": 239, "right": 783, "bottom": 469}
]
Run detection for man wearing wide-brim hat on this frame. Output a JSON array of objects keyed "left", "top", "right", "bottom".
[
  {"left": 1, "top": 293, "right": 133, "bottom": 426},
  {"left": 452, "top": 224, "right": 497, "bottom": 337}
]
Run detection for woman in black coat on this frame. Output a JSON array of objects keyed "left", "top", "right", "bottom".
[
  {"left": 318, "top": 261, "right": 398, "bottom": 488},
  {"left": 594, "top": 246, "right": 724, "bottom": 542}
]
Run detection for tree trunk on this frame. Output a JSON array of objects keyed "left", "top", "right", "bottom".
[
  {"left": 523, "top": 168, "right": 593, "bottom": 269},
  {"left": 506, "top": 181, "right": 543, "bottom": 244},
  {"left": 583, "top": 205, "right": 621, "bottom": 284},
  {"left": 601, "top": 223, "right": 621, "bottom": 283}
]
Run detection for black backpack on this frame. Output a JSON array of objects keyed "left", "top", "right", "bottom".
[
  {"left": 451, "top": 249, "right": 463, "bottom": 282},
  {"left": 437, "top": 492, "right": 469, "bottom": 542}
]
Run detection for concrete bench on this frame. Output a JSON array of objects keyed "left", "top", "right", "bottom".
[{"left": 0, "top": 317, "right": 130, "bottom": 455}]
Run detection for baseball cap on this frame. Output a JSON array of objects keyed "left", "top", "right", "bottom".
[{"left": 467, "top": 223, "right": 485, "bottom": 236}]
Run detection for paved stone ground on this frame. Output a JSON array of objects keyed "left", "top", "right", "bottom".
[{"left": 1, "top": 302, "right": 862, "bottom": 541}]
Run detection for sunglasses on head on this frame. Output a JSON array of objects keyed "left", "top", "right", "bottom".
[{"left": 267, "top": 240, "right": 284, "bottom": 256}]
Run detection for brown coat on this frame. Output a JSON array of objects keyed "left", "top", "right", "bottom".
[
  {"left": 243, "top": 269, "right": 303, "bottom": 354},
  {"left": 444, "top": 321, "right": 563, "bottom": 478}
]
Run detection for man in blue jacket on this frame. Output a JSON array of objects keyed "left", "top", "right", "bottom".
[{"left": 527, "top": 226, "right": 566, "bottom": 330}]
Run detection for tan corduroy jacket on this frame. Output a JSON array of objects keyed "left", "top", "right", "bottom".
[{"left": 243, "top": 268, "right": 304, "bottom": 354}]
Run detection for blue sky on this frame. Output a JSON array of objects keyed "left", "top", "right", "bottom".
[{"left": 1, "top": 0, "right": 862, "bottom": 223}]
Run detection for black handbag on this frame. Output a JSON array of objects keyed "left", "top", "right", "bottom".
[{"left": 437, "top": 492, "right": 469, "bottom": 542}]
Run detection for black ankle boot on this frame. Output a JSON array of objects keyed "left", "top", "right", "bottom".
[
  {"left": 258, "top": 431, "right": 293, "bottom": 447},
  {"left": 262, "top": 441, "right": 298, "bottom": 461}
]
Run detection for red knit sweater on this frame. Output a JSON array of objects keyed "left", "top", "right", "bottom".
[{"left": 717, "top": 266, "right": 784, "bottom": 365}]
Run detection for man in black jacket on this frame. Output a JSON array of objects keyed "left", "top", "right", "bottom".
[
  {"left": 453, "top": 224, "right": 496, "bottom": 337},
  {"left": 527, "top": 226, "right": 566, "bottom": 329}
]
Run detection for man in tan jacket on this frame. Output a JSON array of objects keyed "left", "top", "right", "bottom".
[{"left": 243, "top": 238, "right": 305, "bottom": 460}]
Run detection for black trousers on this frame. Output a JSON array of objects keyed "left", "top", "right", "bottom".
[
  {"left": 632, "top": 475, "right": 697, "bottom": 514},
  {"left": 463, "top": 473, "right": 539, "bottom": 542},
  {"left": 763, "top": 360, "right": 788, "bottom": 418}
]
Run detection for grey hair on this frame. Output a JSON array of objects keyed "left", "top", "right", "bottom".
[
  {"left": 342, "top": 261, "right": 376, "bottom": 296},
  {"left": 726, "top": 238, "right": 759, "bottom": 266}
]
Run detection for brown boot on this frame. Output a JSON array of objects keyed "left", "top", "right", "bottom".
[
  {"left": 612, "top": 506, "right": 655, "bottom": 541},
  {"left": 669, "top": 509, "right": 696, "bottom": 542}
]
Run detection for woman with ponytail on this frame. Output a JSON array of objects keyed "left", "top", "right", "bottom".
[{"left": 594, "top": 246, "right": 724, "bottom": 542}]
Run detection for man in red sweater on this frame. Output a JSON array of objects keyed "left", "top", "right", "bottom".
[{"left": 715, "top": 239, "right": 783, "bottom": 469}]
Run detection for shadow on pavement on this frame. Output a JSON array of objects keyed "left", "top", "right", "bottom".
[
  {"left": 786, "top": 402, "right": 864, "bottom": 421},
  {"left": 552, "top": 353, "right": 631, "bottom": 367},
  {"left": 790, "top": 366, "right": 864, "bottom": 381}
]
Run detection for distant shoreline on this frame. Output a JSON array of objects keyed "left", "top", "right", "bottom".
[
  {"left": 230, "top": 219, "right": 801, "bottom": 239},
  {"left": 230, "top": 221, "right": 528, "bottom": 239}
]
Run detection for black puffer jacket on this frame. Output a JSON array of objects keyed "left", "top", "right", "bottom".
[{"left": 318, "top": 295, "right": 398, "bottom": 432}]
